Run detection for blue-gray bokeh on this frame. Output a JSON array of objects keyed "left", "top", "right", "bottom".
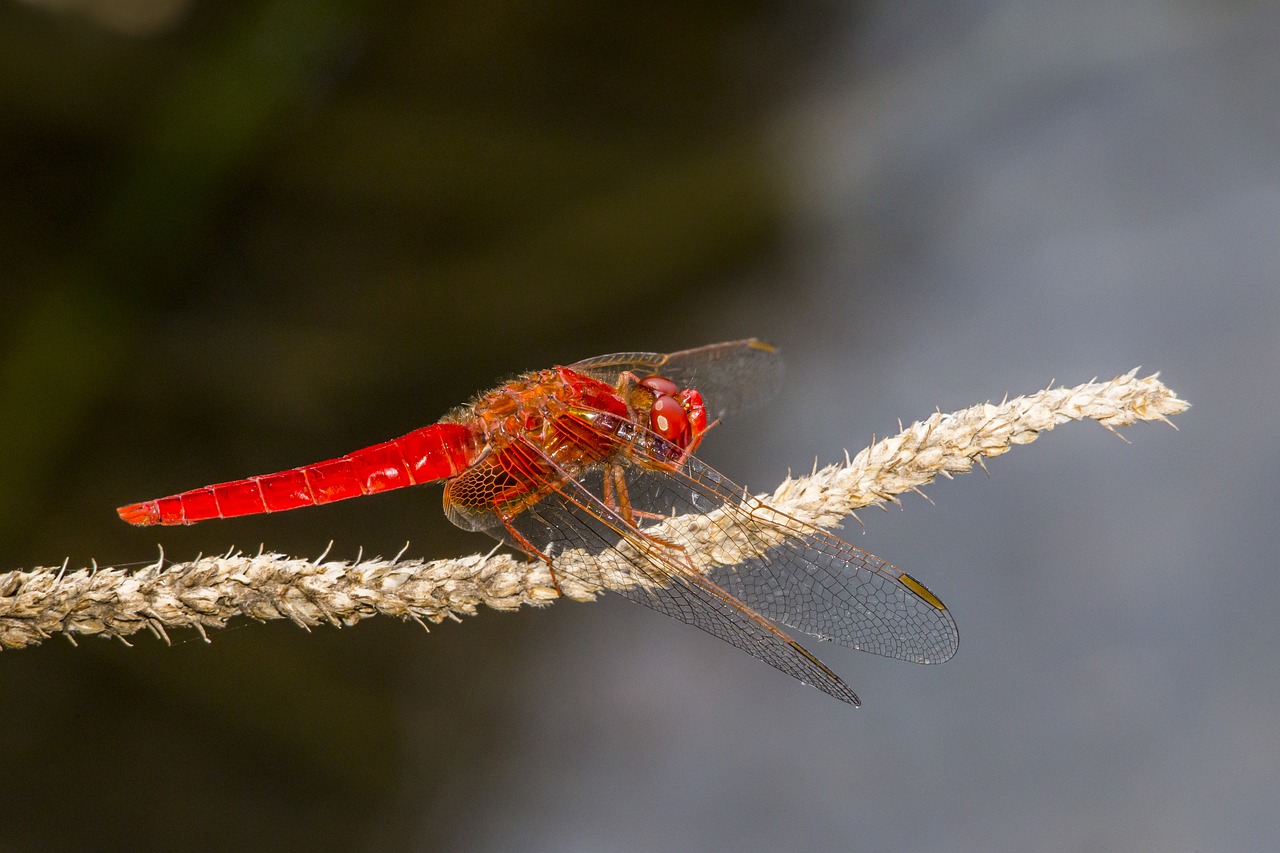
[{"left": 418, "top": 4, "right": 1279, "bottom": 851}]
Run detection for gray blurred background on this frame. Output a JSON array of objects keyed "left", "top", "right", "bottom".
[{"left": 2, "top": 1, "right": 1276, "bottom": 851}]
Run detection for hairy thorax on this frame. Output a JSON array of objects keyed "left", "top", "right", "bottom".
[
  {"left": 437, "top": 367, "right": 640, "bottom": 528},
  {"left": 446, "top": 367, "right": 629, "bottom": 460}
]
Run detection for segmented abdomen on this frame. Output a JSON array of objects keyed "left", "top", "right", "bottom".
[{"left": 118, "top": 422, "right": 477, "bottom": 526}]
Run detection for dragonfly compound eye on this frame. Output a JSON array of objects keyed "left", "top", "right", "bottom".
[
  {"left": 639, "top": 375, "right": 680, "bottom": 397},
  {"left": 649, "top": 394, "right": 690, "bottom": 444}
]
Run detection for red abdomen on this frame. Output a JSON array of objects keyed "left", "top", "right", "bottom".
[{"left": 118, "top": 422, "right": 478, "bottom": 526}]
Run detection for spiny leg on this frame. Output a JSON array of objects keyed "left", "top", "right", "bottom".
[
  {"left": 602, "top": 463, "right": 697, "bottom": 570},
  {"left": 499, "top": 513, "right": 565, "bottom": 596}
]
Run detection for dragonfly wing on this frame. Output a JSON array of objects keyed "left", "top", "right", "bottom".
[
  {"left": 487, "top": 439, "right": 863, "bottom": 705},
  {"left": 600, "top": 451, "right": 959, "bottom": 664},
  {"left": 712, "top": 530, "right": 958, "bottom": 663},
  {"left": 611, "top": 555, "right": 863, "bottom": 706},
  {"left": 569, "top": 338, "right": 783, "bottom": 420}
]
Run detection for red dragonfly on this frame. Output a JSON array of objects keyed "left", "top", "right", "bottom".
[{"left": 119, "top": 340, "right": 957, "bottom": 705}]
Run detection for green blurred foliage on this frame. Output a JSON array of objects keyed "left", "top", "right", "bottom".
[{"left": 0, "top": 1, "right": 842, "bottom": 849}]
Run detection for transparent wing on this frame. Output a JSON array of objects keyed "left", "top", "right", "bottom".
[
  {"left": 457, "top": 414, "right": 957, "bottom": 703},
  {"left": 568, "top": 338, "right": 784, "bottom": 420},
  {"left": 470, "top": 438, "right": 863, "bottom": 705},
  {"left": 599, "top": 452, "right": 959, "bottom": 664}
]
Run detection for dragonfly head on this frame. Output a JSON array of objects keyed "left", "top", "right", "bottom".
[{"left": 637, "top": 375, "right": 708, "bottom": 457}]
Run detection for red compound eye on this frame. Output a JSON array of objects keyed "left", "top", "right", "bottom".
[
  {"left": 649, "top": 394, "right": 689, "bottom": 443},
  {"left": 639, "top": 375, "right": 679, "bottom": 397}
]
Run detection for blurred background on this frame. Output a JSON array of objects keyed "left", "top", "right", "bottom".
[{"left": 2, "top": 0, "right": 1277, "bottom": 850}]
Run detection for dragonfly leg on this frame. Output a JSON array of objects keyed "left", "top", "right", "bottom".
[
  {"left": 603, "top": 463, "right": 697, "bottom": 569},
  {"left": 499, "top": 513, "right": 564, "bottom": 596},
  {"left": 604, "top": 463, "right": 666, "bottom": 523}
]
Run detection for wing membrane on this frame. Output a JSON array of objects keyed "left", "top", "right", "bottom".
[
  {"left": 454, "top": 377, "right": 957, "bottom": 704},
  {"left": 569, "top": 338, "right": 783, "bottom": 420},
  {"left": 498, "top": 464, "right": 862, "bottom": 705},
  {"left": 595, "top": 448, "right": 959, "bottom": 663}
]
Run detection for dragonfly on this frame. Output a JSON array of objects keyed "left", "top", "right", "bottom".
[{"left": 118, "top": 339, "right": 957, "bottom": 705}]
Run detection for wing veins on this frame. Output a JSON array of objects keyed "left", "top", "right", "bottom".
[{"left": 505, "top": 433, "right": 862, "bottom": 705}]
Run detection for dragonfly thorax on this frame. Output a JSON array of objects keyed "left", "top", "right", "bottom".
[{"left": 460, "top": 367, "right": 629, "bottom": 451}]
